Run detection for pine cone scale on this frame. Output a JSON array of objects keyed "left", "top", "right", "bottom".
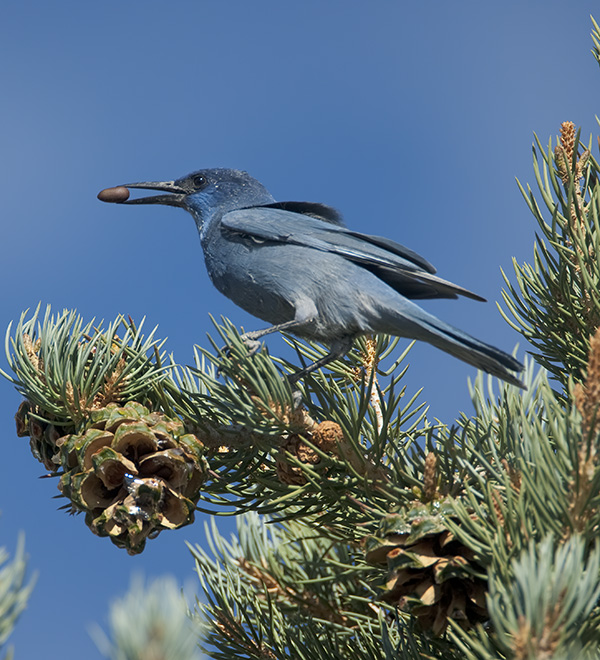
[{"left": 367, "top": 501, "right": 489, "bottom": 634}]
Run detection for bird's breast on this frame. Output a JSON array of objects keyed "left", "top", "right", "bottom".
[{"left": 202, "top": 235, "right": 296, "bottom": 326}]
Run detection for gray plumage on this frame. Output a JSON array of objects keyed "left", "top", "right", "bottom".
[{"left": 98, "top": 168, "right": 523, "bottom": 387}]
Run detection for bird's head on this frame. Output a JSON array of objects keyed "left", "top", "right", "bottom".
[{"left": 98, "top": 168, "right": 275, "bottom": 225}]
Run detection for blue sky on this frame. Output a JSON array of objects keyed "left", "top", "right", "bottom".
[{"left": 1, "top": 2, "right": 599, "bottom": 657}]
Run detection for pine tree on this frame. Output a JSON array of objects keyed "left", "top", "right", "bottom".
[{"left": 5, "top": 17, "right": 600, "bottom": 660}]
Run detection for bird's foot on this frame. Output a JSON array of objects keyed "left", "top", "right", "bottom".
[
  {"left": 217, "top": 335, "right": 263, "bottom": 363},
  {"left": 239, "top": 334, "right": 263, "bottom": 356}
]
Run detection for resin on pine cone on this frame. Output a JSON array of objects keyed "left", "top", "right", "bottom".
[
  {"left": 365, "top": 499, "right": 488, "bottom": 635},
  {"left": 52, "top": 401, "right": 207, "bottom": 554}
]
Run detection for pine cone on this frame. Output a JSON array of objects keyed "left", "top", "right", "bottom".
[
  {"left": 365, "top": 500, "right": 488, "bottom": 635},
  {"left": 15, "top": 401, "right": 71, "bottom": 471},
  {"left": 17, "top": 400, "right": 207, "bottom": 554},
  {"left": 276, "top": 434, "right": 318, "bottom": 485},
  {"left": 276, "top": 421, "right": 345, "bottom": 485}
]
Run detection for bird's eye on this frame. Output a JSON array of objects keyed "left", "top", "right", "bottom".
[{"left": 191, "top": 174, "right": 207, "bottom": 189}]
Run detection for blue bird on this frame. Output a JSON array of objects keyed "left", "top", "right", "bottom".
[{"left": 98, "top": 168, "right": 523, "bottom": 387}]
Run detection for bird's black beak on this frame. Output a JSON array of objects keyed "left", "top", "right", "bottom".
[
  {"left": 122, "top": 181, "right": 187, "bottom": 206},
  {"left": 97, "top": 180, "right": 187, "bottom": 207}
]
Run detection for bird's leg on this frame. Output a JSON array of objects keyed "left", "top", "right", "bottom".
[
  {"left": 240, "top": 319, "right": 313, "bottom": 355},
  {"left": 287, "top": 337, "right": 354, "bottom": 384}
]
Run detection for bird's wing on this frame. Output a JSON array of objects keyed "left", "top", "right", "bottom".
[
  {"left": 221, "top": 207, "right": 485, "bottom": 302},
  {"left": 260, "top": 201, "right": 346, "bottom": 226},
  {"left": 344, "top": 231, "right": 437, "bottom": 274},
  {"left": 256, "top": 202, "right": 437, "bottom": 272}
]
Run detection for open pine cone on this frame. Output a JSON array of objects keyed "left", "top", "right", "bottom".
[
  {"left": 365, "top": 500, "right": 488, "bottom": 635},
  {"left": 15, "top": 400, "right": 68, "bottom": 471},
  {"left": 17, "top": 400, "right": 207, "bottom": 554}
]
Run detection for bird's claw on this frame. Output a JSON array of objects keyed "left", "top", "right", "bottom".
[
  {"left": 239, "top": 334, "right": 263, "bottom": 357},
  {"left": 216, "top": 336, "right": 263, "bottom": 374}
]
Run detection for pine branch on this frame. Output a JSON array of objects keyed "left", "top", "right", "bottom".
[
  {"left": 91, "top": 575, "right": 200, "bottom": 660},
  {"left": 450, "top": 536, "right": 600, "bottom": 660},
  {"left": 0, "top": 534, "right": 36, "bottom": 659},
  {"left": 500, "top": 124, "right": 600, "bottom": 387},
  {"left": 190, "top": 513, "right": 461, "bottom": 659},
  {"left": 592, "top": 15, "right": 600, "bottom": 68}
]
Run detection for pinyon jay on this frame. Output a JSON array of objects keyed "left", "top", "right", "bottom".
[{"left": 98, "top": 168, "right": 523, "bottom": 387}]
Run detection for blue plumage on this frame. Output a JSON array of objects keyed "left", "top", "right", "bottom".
[{"left": 99, "top": 168, "right": 523, "bottom": 386}]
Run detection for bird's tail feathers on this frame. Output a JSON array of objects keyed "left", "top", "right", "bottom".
[
  {"left": 423, "top": 320, "right": 524, "bottom": 388},
  {"left": 380, "top": 303, "right": 524, "bottom": 388}
]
